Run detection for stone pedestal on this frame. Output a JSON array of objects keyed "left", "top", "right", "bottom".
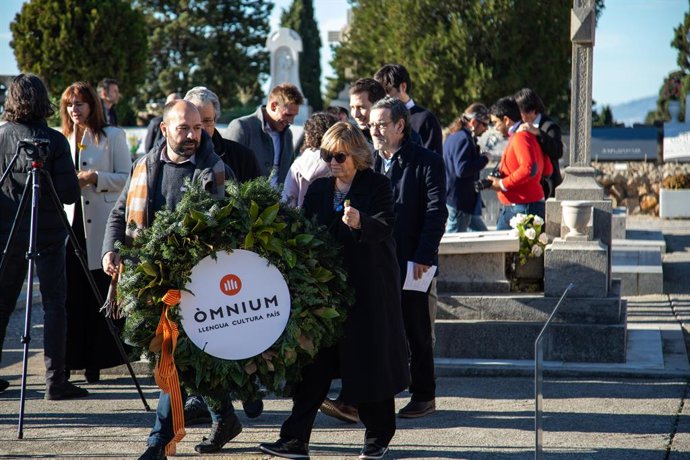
[{"left": 545, "top": 239, "right": 608, "bottom": 297}]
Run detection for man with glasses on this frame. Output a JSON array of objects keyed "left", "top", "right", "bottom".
[
  {"left": 225, "top": 83, "right": 303, "bottom": 187},
  {"left": 185, "top": 87, "right": 260, "bottom": 183},
  {"left": 443, "top": 103, "right": 492, "bottom": 232},
  {"left": 370, "top": 96, "right": 447, "bottom": 419}
]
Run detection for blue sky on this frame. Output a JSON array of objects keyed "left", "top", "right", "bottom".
[{"left": 1, "top": 0, "right": 687, "bottom": 107}]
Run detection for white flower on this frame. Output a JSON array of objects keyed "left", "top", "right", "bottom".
[
  {"left": 509, "top": 215, "right": 519, "bottom": 229},
  {"left": 524, "top": 228, "right": 536, "bottom": 240},
  {"left": 531, "top": 245, "right": 543, "bottom": 257},
  {"left": 538, "top": 232, "right": 549, "bottom": 245},
  {"left": 533, "top": 215, "right": 544, "bottom": 226},
  {"left": 509, "top": 228, "right": 519, "bottom": 237}
]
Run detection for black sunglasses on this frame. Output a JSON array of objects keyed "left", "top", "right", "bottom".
[{"left": 321, "top": 151, "right": 348, "bottom": 164}]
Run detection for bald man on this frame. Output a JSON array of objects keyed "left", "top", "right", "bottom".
[{"left": 101, "top": 100, "right": 238, "bottom": 460}]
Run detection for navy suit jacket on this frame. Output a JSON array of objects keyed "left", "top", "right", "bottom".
[
  {"left": 444, "top": 127, "right": 489, "bottom": 213},
  {"left": 374, "top": 139, "right": 448, "bottom": 278}
]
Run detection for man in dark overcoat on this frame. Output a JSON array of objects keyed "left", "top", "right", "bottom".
[{"left": 370, "top": 96, "right": 447, "bottom": 418}]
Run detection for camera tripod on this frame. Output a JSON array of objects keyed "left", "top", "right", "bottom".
[{"left": 0, "top": 139, "right": 150, "bottom": 439}]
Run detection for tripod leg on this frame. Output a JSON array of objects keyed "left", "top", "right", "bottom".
[
  {"left": 0, "top": 181, "right": 31, "bottom": 281},
  {"left": 40, "top": 170, "right": 151, "bottom": 412}
]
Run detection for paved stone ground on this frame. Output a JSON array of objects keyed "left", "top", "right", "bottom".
[{"left": 1, "top": 215, "right": 690, "bottom": 459}]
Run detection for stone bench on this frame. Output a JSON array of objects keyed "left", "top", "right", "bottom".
[{"left": 438, "top": 230, "right": 519, "bottom": 293}]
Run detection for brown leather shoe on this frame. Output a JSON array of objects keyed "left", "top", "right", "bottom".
[
  {"left": 398, "top": 399, "right": 435, "bottom": 418},
  {"left": 320, "top": 397, "right": 359, "bottom": 423}
]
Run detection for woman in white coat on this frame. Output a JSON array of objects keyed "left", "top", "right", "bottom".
[{"left": 60, "top": 81, "right": 131, "bottom": 383}]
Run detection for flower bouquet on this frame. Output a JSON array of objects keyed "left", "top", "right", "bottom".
[{"left": 508, "top": 213, "right": 548, "bottom": 291}]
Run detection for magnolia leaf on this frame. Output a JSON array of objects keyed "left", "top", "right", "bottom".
[
  {"left": 258, "top": 203, "right": 280, "bottom": 225},
  {"left": 244, "top": 232, "right": 255, "bottom": 249},
  {"left": 313, "top": 307, "right": 340, "bottom": 319},
  {"left": 249, "top": 200, "right": 259, "bottom": 221},
  {"left": 244, "top": 361, "right": 258, "bottom": 375},
  {"left": 297, "top": 335, "right": 315, "bottom": 353},
  {"left": 295, "top": 233, "right": 314, "bottom": 245},
  {"left": 139, "top": 261, "right": 158, "bottom": 277}
]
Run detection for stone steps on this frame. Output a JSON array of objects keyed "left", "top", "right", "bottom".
[{"left": 611, "top": 230, "right": 665, "bottom": 296}]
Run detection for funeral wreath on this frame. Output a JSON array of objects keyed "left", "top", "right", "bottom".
[{"left": 117, "top": 178, "right": 352, "bottom": 407}]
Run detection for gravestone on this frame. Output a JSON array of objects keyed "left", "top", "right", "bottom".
[
  {"left": 663, "top": 94, "right": 690, "bottom": 162},
  {"left": 266, "top": 28, "right": 309, "bottom": 125}
]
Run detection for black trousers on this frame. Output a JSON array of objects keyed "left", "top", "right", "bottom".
[
  {"left": 401, "top": 289, "right": 436, "bottom": 401},
  {"left": 280, "top": 346, "right": 396, "bottom": 448}
]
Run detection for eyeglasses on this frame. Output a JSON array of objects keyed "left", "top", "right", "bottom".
[
  {"left": 320, "top": 150, "right": 348, "bottom": 163},
  {"left": 367, "top": 120, "right": 393, "bottom": 132}
]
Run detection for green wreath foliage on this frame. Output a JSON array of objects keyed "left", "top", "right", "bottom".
[{"left": 117, "top": 178, "right": 352, "bottom": 406}]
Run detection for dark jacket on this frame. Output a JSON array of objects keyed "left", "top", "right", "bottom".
[
  {"left": 212, "top": 129, "right": 261, "bottom": 183},
  {"left": 102, "top": 131, "right": 231, "bottom": 256},
  {"left": 410, "top": 104, "right": 444, "bottom": 155},
  {"left": 224, "top": 106, "right": 294, "bottom": 184},
  {"left": 444, "top": 127, "right": 489, "bottom": 213},
  {"left": 143, "top": 115, "right": 163, "bottom": 154},
  {"left": 537, "top": 115, "right": 563, "bottom": 196},
  {"left": 374, "top": 139, "right": 448, "bottom": 278},
  {"left": 0, "top": 121, "right": 79, "bottom": 248},
  {"left": 302, "top": 168, "right": 409, "bottom": 403}
]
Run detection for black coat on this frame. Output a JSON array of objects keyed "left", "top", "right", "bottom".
[
  {"left": 212, "top": 129, "right": 261, "bottom": 183},
  {"left": 374, "top": 139, "right": 448, "bottom": 279},
  {"left": 302, "top": 168, "right": 409, "bottom": 403},
  {"left": 409, "top": 104, "right": 444, "bottom": 155},
  {"left": 537, "top": 115, "right": 563, "bottom": 195},
  {"left": 0, "top": 121, "right": 79, "bottom": 249}
]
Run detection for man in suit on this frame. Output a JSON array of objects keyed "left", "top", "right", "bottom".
[
  {"left": 370, "top": 96, "right": 447, "bottom": 418},
  {"left": 225, "top": 83, "right": 303, "bottom": 188},
  {"left": 374, "top": 64, "right": 444, "bottom": 155},
  {"left": 514, "top": 88, "right": 563, "bottom": 198},
  {"left": 97, "top": 78, "right": 121, "bottom": 126},
  {"left": 349, "top": 78, "right": 387, "bottom": 146}
]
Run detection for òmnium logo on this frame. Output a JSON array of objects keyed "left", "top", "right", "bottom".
[
  {"left": 220, "top": 274, "right": 242, "bottom": 296},
  {"left": 179, "top": 250, "right": 291, "bottom": 360}
]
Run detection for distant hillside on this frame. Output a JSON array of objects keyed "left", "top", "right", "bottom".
[{"left": 606, "top": 96, "right": 657, "bottom": 126}]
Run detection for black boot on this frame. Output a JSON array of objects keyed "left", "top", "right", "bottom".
[
  {"left": 194, "top": 412, "right": 242, "bottom": 453},
  {"left": 137, "top": 444, "right": 166, "bottom": 460}
]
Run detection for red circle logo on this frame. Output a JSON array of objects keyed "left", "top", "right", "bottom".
[{"left": 220, "top": 274, "right": 242, "bottom": 296}]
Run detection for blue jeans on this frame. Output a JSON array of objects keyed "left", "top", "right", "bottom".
[
  {"left": 148, "top": 390, "right": 237, "bottom": 447},
  {"left": 496, "top": 201, "right": 545, "bottom": 230},
  {"left": 0, "top": 241, "right": 67, "bottom": 385},
  {"left": 446, "top": 205, "right": 488, "bottom": 233}
]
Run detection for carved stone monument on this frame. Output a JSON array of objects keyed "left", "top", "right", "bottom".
[{"left": 266, "top": 27, "right": 308, "bottom": 125}]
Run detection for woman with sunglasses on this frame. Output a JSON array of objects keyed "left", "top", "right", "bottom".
[
  {"left": 260, "top": 122, "right": 409, "bottom": 460},
  {"left": 443, "top": 102, "right": 492, "bottom": 232},
  {"left": 59, "top": 81, "right": 132, "bottom": 383}
]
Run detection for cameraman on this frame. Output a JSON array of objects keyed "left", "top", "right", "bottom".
[
  {"left": 443, "top": 103, "right": 491, "bottom": 232},
  {"left": 0, "top": 74, "right": 85, "bottom": 399},
  {"left": 487, "top": 97, "right": 551, "bottom": 230}
]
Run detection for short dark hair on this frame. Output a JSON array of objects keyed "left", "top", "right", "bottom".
[
  {"left": 490, "top": 97, "right": 521, "bottom": 124},
  {"left": 371, "top": 96, "right": 410, "bottom": 137},
  {"left": 514, "top": 88, "right": 545, "bottom": 114},
  {"left": 269, "top": 83, "right": 304, "bottom": 106},
  {"left": 97, "top": 78, "right": 118, "bottom": 94},
  {"left": 373, "top": 63, "right": 412, "bottom": 94},
  {"left": 326, "top": 105, "right": 349, "bottom": 119},
  {"left": 349, "top": 78, "right": 386, "bottom": 105},
  {"left": 3, "top": 73, "right": 54, "bottom": 123}
]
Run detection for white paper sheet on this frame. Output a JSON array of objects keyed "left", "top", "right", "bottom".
[{"left": 402, "top": 261, "right": 437, "bottom": 292}]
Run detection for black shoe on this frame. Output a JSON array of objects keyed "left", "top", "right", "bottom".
[
  {"left": 359, "top": 442, "right": 389, "bottom": 459},
  {"left": 194, "top": 414, "right": 242, "bottom": 453},
  {"left": 242, "top": 398, "right": 264, "bottom": 418},
  {"left": 64, "top": 369, "right": 71, "bottom": 381},
  {"left": 398, "top": 399, "right": 435, "bottom": 418},
  {"left": 184, "top": 397, "right": 211, "bottom": 426},
  {"left": 259, "top": 438, "right": 310, "bottom": 459},
  {"left": 0, "top": 378, "right": 9, "bottom": 393},
  {"left": 137, "top": 444, "right": 166, "bottom": 460},
  {"left": 85, "top": 369, "right": 100, "bottom": 383},
  {"left": 45, "top": 381, "right": 89, "bottom": 400}
]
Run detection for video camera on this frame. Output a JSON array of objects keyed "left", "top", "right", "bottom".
[
  {"left": 18, "top": 138, "right": 50, "bottom": 161},
  {"left": 474, "top": 168, "right": 501, "bottom": 193}
]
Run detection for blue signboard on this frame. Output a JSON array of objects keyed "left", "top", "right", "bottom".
[{"left": 590, "top": 127, "right": 658, "bottom": 161}]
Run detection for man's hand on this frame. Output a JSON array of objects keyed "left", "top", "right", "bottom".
[
  {"left": 413, "top": 262, "right": 430, "bottom": 280},
  {"left": 102, "top": 251, "right": 121, "bottom": 276},
  {"left": 488, "top": 175, "right": 502, "bottom": 191},
  {"left": 517, "top": 123, "right": 539, "bottom": 136}
]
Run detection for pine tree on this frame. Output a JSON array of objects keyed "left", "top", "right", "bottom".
[
  {"left": 280, "top": 0, "right": 323, "bottom": 110},
  {"left": 134, "top": 0, "right": 272, "bottom": 111},
  {"left": 10, "top": 0, "right": 147, "bottom": 102}
]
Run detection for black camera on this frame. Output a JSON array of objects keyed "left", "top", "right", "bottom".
[
  {"left": 474, "top": 169, "right": 501, "bottom": 192},
  {"left": 18, "top": 138, "right": 50, "bottom": 161}
]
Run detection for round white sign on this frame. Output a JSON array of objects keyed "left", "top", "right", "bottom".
[{"left": 179, "top": 249, "right": 291, "bottom": 360}]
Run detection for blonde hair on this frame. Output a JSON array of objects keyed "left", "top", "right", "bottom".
[{"left": 320, "top": 122, "right": 373, "bottom": 171}]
